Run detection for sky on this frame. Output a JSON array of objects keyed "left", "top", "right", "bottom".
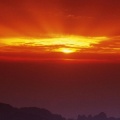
[
  {"left": 0, "top": 0, "right": 120, "bottom": 61},
  {"left": 0, "top": 0, "right": 120, "bottom": 118}
]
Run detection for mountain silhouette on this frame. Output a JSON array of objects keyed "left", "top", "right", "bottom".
[
  {"left": 77, "top": 112, "right": 120, "bottom": 120},
  {"left": 0, "top": 103, "right": 119, "bottom": 120},
  {"left": 0, "top": 103, "right": 65, "bottom": 120}
]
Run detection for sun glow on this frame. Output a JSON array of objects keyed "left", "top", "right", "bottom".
[
  {"left": 57, "top": 48, "right": 77, "bottom": 54},
  {"left": 0, "top": 35, "right": 108, "bottom": 53}
]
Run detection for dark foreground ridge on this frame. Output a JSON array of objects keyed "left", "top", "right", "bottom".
[{"left": 0, "top": 103, "right": 120, "bottom": 120}]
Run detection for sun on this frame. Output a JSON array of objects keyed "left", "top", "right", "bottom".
[{"left": 57, "top": 48, "right": 77, "bottom": 54}]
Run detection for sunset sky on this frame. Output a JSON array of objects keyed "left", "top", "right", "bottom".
[
  {"left": 0, "top": 0, "right": 120, "bottom": 118},
  {"left": 0, "top": 0, "right": 120, "bottom": 61}
]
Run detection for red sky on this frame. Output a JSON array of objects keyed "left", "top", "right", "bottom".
[
  {"left": 0, "top": 0, "right": 120, "bottom": 62},
  {"left": 0, "top": 0, "right": 120, "bottom": 118}
]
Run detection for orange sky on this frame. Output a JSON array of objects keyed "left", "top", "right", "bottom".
[{"left": 0, "top": 0, "right": 120, "bottom": 62}]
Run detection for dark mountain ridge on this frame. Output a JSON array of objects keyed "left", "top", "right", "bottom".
[
  {"left": 0, "top": 103, "right": 119, "bottom": 120},
  {"left": 0, "top": 103, "right": 65, "bottom": 120}
]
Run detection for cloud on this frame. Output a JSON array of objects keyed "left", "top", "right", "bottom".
[
  {"left": 0, "top": 36, "right": 119, "bottom": 54},
  {"left": 88, "top": 37, "right": 120, "bottom": 53}
]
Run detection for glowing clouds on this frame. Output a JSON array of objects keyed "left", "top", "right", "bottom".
[
  {"left": 0, "top": 35, "right": 120, "bottom": 62},
  {"left": 0, "top": 35, "right": 108, "bottom": 53}
]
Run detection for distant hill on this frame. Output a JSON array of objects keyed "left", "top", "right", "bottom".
[
  {"left": 0, "top": 103, "right": 65, "bottom": 120},
  {"left": 0, "top": 103, "right": 120, "bottom": 120},
  {"left": 77, "top": 112, "right": 120, "bottom": 120}
]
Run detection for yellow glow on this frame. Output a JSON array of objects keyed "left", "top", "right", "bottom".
[
  {"left": 0, "top": 35, "right": 108, "bottom": 53},
  {"left": 0, "top": 36, "right": 107, "bottom": 46},
  {"left": 56, "top": 48, "right": 77, "bottom": 54}
]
